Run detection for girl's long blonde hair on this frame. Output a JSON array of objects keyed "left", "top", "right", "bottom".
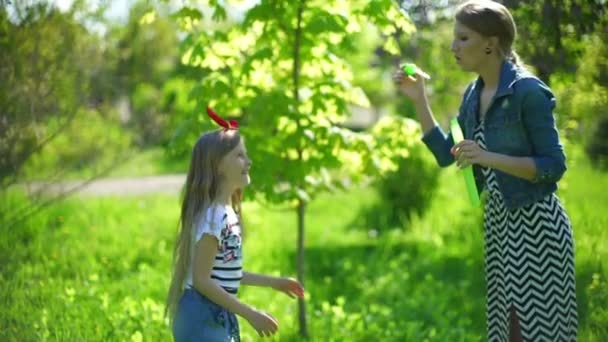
[{"left": 165, "top": 129, "right": 243, "bottom": 322}]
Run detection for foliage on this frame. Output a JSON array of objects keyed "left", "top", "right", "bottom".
[
  {"left": 506, "top": 0, "right": 607, "bottom": 82},
  {"left": 358, "top": 116, "right": 441, "bottom": 228},
  {"left": 110, "top": 1, "right": 179, "bottom": 146},
  {"left": 0, "top": 3, "right": 107, "bottom": 188},
  {"left": 21, "top": 108, "right": 132, "bottom": 180},
  {"left": 343, "top": 18, "right": 468, "bottom": 229},
  {"left": 167, "top": 0, "right": 416, "bottom": 205},
  {"left": 550, "top": 31, "right": 608, "bottom": 166},
  {"left": 0, "top": 2, "right": 139, "bottom": 230},
  {"left": 585, "top": 273, "right": 608, "bottom": 340},
  {"left": 377, "top": 127, "right": 440, "bottom": 226}
]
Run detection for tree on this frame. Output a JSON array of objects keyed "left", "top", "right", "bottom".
[
  {"left": 505, "top": 0, "right": 607, "bottom": 83},
  {"left": 0, "top": 2, "right": 130, "bottom": 227},
  {"left": 110, "top": 1, "right": 179, "bottom": 146},
  {"left": 501, "top": 1, "right": 608, "bottom": 162},
  {"left": 167, "top": 0, "right": 417, "bottom": 337}
]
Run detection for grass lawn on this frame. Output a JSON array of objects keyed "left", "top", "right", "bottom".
[{"left": 1, "top": 145, "right": 607, "bottom": 341}]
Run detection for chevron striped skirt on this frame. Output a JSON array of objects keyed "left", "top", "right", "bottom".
[{"left": 484, "top": 192, "right": 578, "bottom": 341}]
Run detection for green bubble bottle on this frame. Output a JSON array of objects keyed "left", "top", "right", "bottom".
[{"left": 450, "top": 118, "right": 480, "bottom": 207}]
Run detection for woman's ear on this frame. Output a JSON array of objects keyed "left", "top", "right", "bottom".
[{"left": 487, "top": 36, "right": 499, "bottom": 52}]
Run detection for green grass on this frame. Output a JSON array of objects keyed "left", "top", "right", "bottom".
[{"left": 1, "top": 146, "right": 607, "bottom": 341}]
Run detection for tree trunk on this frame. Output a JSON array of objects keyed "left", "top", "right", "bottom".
[
  {"left": 292, "top": 0, "right": 308, "bottom": 337},
  {"left": 296, "top": 199, "right": 308, "bottom": 338},
  {"left": 291, "top": 0, "right": 309, "bottom": 337}
]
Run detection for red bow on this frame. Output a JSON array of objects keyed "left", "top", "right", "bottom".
[{"left": 207, "top": 107, "right": 238, "bottom": 130}]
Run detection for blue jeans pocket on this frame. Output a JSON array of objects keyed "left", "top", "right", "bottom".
[
  {"left": 173, "top": 289, "right": 237, "bottom": 342},
  {"left": 205, "top": 297, "right": 227, "bottom": 328}
]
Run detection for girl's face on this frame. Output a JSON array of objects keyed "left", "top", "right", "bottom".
[
  {"left": 451, "top": 21, "right": 493, "bottom": 72},
  {"left": 217, "top": 139, "right": 252, "bottom": 191}
]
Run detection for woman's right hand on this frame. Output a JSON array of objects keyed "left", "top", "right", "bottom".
[
  {"left": 392, "top": 67, "right": 428, "bottom": 103},
  {"left": 245, "top": 308, "right": 279, "bottom": 338}
]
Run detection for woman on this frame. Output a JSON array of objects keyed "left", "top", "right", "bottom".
[{"left": 394, "top": 1, "right": 577, "bottom": 341}]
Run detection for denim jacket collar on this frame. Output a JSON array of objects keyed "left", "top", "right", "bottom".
[{"left": 470, "top": 60, "right": 520, "bottom": 100}]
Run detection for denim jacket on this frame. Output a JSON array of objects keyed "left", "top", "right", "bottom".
[{"left": 421, "top": 61, "right": 566, "bottom": 210}]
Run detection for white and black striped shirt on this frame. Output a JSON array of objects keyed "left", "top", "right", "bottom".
[{"left": 185, "top": 205, "right": 243, "bottom": 294}]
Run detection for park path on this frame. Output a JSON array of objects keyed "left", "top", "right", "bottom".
[{"left": 27, "top": 174, "right": 186, "bottom": 197}]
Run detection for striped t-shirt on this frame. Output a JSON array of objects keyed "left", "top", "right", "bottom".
[{"left": 185, "top": 205, "right": 243, "bottom": 294}]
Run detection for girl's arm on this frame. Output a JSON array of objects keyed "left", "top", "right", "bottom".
[
  {"left": 242, "top": 272, "right": 278, "bottom": 287},
  {"left": 192, "top": 235, "right": 278, "bottom": 337},
  {"left": 192, "top": 235, "right": 253, "bottom": 317},
  {"left": 242, "top": 272, "right": 305, "bottom": 298}
]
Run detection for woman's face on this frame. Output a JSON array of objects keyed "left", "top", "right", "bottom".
[{"left": 451, "top": 21, "right": 492, "bottom": 72}]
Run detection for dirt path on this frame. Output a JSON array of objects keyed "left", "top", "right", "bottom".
[{"left": 26, "top": 174, "right": 186, "bottom": 197}]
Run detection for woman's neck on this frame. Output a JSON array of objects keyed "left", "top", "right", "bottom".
[{"left": 477, "top": 57, "right": 503, "bottom": 90}]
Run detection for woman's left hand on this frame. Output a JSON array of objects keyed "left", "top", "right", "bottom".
[
  {"left": 451, "top": 140, "right": 489, "bottom": 168},
  {"left": 272, "top": 277, "right": 305, "bottom": 299}
]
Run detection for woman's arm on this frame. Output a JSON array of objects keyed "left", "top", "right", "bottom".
[
  {"left": 395, "top": 69, "right": 439, "bottom": 135},
  {"left": 452, "top": 140, "right": 537, "bottom": 181},
  {"left": 520, "top": 82, "right": 567, "bottom": 183},
  {"left": 394, "top": 68, "right": 463, "bottom": 167},
  {"left": 482, "top": 152, "right": 536, "bottom": 181}
]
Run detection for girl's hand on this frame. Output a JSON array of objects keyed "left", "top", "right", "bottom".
[
  {"left": 451, "top": 140, "right": 489, "bottom": 168},
  {"left": 272, "top": 277, "right": 305, "bottom": 299},
  {"left": 245, "top": 308, "right": 279, "bottom": 338},
  {"left": 392, "top": 66, "right": 428, "bottom": 102}
]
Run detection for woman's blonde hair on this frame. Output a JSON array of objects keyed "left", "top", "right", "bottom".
[
  {"left": 165, "top": 129, "right": 243, "bottom": 322},
  {"left": 455, "top": 0, "right": 523, "bottom": 66}
]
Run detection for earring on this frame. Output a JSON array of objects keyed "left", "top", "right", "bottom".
[{"left": 485, "top": 47, "right": 492, "bottom": 55}]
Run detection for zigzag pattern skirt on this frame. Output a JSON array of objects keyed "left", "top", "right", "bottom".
[
  {"left": 483, "top": 183, "right": 578, "bottom": 341},
  {"left": 474, "top": 124, "right": 578, "bottom": 341}
]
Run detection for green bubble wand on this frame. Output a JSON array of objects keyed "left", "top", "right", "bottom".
[
  {"left": 450, "top": 118, "right": 480, "bottom": 206},
  {"left": 400, "top": 63, "right": 431, "bottom": 79}
]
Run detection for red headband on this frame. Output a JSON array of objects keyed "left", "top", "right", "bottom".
[{"left": 207, "top": 106, "right": 238, "bottom": 130}]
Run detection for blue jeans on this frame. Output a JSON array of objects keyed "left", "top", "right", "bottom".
[{"left": 172, "top": 288, "right": 240, "bottom": 342}]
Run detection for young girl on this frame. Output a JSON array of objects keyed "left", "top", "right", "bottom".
[
  {"left": 166, "top": 107, "right": 305, "bottom": 341},
  {"left": 394, "top": 1, "right": 577, "bottom": 341}
]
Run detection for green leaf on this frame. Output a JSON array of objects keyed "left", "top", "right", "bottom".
[
  {"left": 242, "top": 47, "right": 274, "bottom": 75},
  {"left": 305, "top": 9, "right": 348, "bottom": 34},
  {"left": 243, "top": 2, "right": 274, "bottom": 26},
  {"left": 170, "top": 7, "right": 203, "bottom": 21},
  {"left": 138, "top": 9, "right": 156, "bottom": 25},
  {"left": 382, "top": 37, "right": 400, "bottom": 56},
  {"left": 211, "top": 4, "right": 227, "bottom": 22}
]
